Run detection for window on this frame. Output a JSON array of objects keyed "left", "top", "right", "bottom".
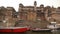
[
  {"left": 48, "top": 10, "right": 51, "bottom": 17},
  {"left": 0, "top": 21, "right": 2, "bottom": 22},
  {"left": 37, "top": 10, "right": 41, "bottom": 17},
  {"left": 56, "top": 11, "right": 60, "bottom": 14},
  {"left": 12, "top": 14, "right": 17, "bottom": 18}
]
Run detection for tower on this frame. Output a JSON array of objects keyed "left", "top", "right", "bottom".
[
  {"left": 18, "top": 3, "right": 23, "bottom": 20},
  {"left": 34, "top": 1, "right": 37, "bottom": 11},
  {"left": 19, "top": 3, "right": 23, "bottom": 12}
]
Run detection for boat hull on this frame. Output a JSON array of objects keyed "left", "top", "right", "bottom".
[
  {"left": 31, "top": 28, "right": 51, "bottom": 32},
  {"left": 0, "top": 27, "right": 28, "bottom": 32},
  {"left": 32, "top": 29, "right": 51, "bottom": 32}
]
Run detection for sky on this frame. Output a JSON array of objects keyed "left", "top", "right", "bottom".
[{"left": 0, "top": 0, "right": 60, "bottom": 11}]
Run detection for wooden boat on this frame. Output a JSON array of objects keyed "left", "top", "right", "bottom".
[
  {"left": 31, "top": 28, "right": 51, "bottom": 32},
  {"left": 47, "top": 22, "right": 60, "bottom": 30},
  {"left": 0, "top": 27, "right": 28, "bottom": 32}
]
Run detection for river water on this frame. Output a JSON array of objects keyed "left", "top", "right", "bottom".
[
  {"left": 0, "top": 30, "right": 60, "bottom": 34},
  {"left": 26, "top": 30, "right": 60, "bottom": 34}
]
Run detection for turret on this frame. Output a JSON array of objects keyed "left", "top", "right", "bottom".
[
  {"left": 34, "top": 1, "right": 37, "bottom": 6},
  {"left": 19, "top": 3, "right": 24, "bottom": 12},
  {"left": 40, "top": 4, "right": 44, "bottom": 8},
  {"left": 19, "top": 3, "right": 24, "bottom": 7}
]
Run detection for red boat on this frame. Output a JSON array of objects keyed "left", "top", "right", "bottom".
[{"left": 0, "top": 27, "right": 28, "bottom": 32}]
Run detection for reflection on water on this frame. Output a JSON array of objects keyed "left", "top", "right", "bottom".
[
  {"left": 26, "top": 31, "right": 52, "bottom": 34},
  {"left": 51, "top": 30, "right": 60, "bottom": 34},
  {"left": 26, "top": 30, "right": 60, "bottom": 34}
]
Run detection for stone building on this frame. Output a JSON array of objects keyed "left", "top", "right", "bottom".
[
  {"left": 0, "top": 6, "right": 6, "bottom": 21},
  {"left": 0, "top": 1, "right": 60, "bottom": 28},
  {"left": 18, "top": 1, "right": 60, "bottom": 23},
  {"left": 17, "top": 1, "right": 60, "bottom": 28},
  {"left": 18, "top": 1, "right": 46, "bottom": 22},
  {"left": 51, "top": 7, "right": 60, "bottom": 23},
  {"left": 5, "top": 7, "right": 16, "bottom": 27},
  {"left": 0, "top": 6, "right": 16, "bottom": 27}
]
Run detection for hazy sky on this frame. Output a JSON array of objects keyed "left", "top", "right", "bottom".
[{"left": 0, "top": 0, "right": 60, "bottom": 11}]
